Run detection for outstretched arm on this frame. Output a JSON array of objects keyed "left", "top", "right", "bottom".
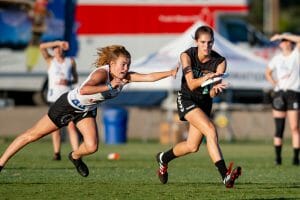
[{"left": 126, "top": 65, "right": 178, "bottom": 82}]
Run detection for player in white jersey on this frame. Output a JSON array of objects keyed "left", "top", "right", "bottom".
[
  {"left": 40, "top": 41, "right": 79, "bottom": 161},
  {"left": 265, "top": 33, "right": 300, "bottom": 165},
  {"left": 0, "top": 45, "right": 178, "bottom": 177}
]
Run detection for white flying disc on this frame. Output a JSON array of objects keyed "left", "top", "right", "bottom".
[{"left": 201, "top": 73, "right": 229, "bottom": 87}]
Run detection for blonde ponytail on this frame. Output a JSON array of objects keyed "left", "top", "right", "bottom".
[{"left": 94, "top": 45, "right": 131, "bottom": 67}]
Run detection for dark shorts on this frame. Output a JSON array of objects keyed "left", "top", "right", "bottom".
[
  {"left": 177, "top": 90, "right": 212, "bottom": 121},
  {"left": 272, "top": 90, "right": 300, "bottom": 111},
  {"left": 48, "top": 93, "right": 97, "bottom": 128}
]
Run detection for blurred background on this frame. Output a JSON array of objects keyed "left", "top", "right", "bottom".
[{"left": 0, "top": 0, "right": 299, "bottom": 144}]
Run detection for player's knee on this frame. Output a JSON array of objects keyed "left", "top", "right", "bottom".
[
  {"left": 206, "top": 122, "right": 217, "bottom": 134},
  {"left": 289, "top": 120, "right": 299, "bottom": 134},
  {"left": 290, "top": 126, "right": 300, "bottom": 135},
  {"left": 186, "top": 143, "right": 199, "bottom": 153},
  {"left": 86, "top": 143, "right": 98, "bottom": 154}
]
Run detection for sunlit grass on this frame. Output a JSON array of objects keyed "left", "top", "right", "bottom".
[{"left": 0, "top": 139, "right": 299, "bottom": 199}]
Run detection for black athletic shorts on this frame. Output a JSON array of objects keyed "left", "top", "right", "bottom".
[
  {"left": 177, "top": 90, "right": 212, "bottom": 121},
  {"left": 48, "top": 93, "right": 97, "bottom": 128},
  {"left": 272, "top": 90, "right": 300, "bottom": 111}
]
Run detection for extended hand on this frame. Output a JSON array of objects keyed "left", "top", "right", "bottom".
[
  {"left": 212, "top": 82, "right": 228, "bottom": 94},
  {"left": 171, "top": 64, "right": 180, "bottom": 78}
]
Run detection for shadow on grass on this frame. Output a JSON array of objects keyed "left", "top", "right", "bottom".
[{"left": 240, "top": 182, "right": 300, "bottom": 189}]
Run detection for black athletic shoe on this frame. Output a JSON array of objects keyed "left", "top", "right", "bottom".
[
  {"left": 293, "top": 158, "right": 299, "bottom": 166},
  {"left": 53, "top": 153, "right": 61, "bottom": 161},
  {"left": 68, "top": 152, "right": 89, "bottom": 177},
  {"left": 223, "top": 162, "right": 242, "bottom": 188},
  {"left": 156, "top": 152, "right": 168, "bottom": 184},
  {"left": 275, "top": 157, "right": 282, "bottom": 165},
  {"left": 0, "top": 166, "right": 3, "bottom": 172}
]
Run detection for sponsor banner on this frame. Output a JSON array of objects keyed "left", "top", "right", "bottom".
[{"left": 76, "top": 4, "right": 248, "bottom": 34}]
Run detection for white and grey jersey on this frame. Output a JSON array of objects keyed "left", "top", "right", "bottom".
[
  {"left": 47, "top": 57, "right": 73, "bottom": 102},
  {"left": 268, "top": 48, "right": 300, "bottom": 92},
  {"left": 67, "top": 65, "right": 123, "bottom": 112}
]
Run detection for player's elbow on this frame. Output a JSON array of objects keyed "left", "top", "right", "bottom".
[
  {"left": 73, "top": 77, "right": 78, "bottom": 84},
  {"left": 187, "top": 83, "right": 197, "bottom": 91},
  {"left": 189, "top": 86, "right": 197, "bottom": 91},
  {"left": 39, "top": 43, "right": 46, "bottom": 50}
]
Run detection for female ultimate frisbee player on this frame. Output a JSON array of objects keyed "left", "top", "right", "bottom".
[
  {"left": 265, "top": 33, "right": 300, "bottom": 165},
  {"left": 156, "top": 26, "right": 242, "bottom": 188},
  {"left": 40, "top": 40, "right": 80, "bottom": 161},
  {"left": 0, "top": 45, "right": 178, "bottom": 177}
]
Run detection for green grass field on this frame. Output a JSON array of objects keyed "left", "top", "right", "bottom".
[{"left": 0, "top": 138, "right": 299, "bottom": 200}]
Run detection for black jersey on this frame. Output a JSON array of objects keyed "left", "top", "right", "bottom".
[
  {"left": 181, "top": 47, "right": 225, "bottom": 96},
  {"left": 176, "top": 47, "right": 225, "bottom": 121}
]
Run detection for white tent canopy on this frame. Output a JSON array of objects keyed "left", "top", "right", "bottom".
[{"left": 126, "top": 20, "right": 271, "bottom": 91}]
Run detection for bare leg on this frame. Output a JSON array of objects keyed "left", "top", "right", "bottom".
[
  {"left": 173, "top": 123, "right": 204, "bottom": 156},
  {"left": 156, "top": 108, "right": 231, "bottom": 186},
  {"left": 287, "top": 110, "right": 300, "bottom": 165},
  {"left": 287, "top": 110, "right": 300, "bottom": 148},
  {"left": 67, "top": 121, "right": 79, "bottom": 151},
  {"left": 0, "top": 115, "right": 59, "bottom": 167},
  {"left": 71, "top": 117, "right": 98, "bottom": 159},
  {"left": 185, "top": 108, "right": 223, "bottom": 163}
]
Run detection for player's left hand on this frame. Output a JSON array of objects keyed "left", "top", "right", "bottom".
[{"left": 212, "top": 82, "right": 228, "bottom": 94}]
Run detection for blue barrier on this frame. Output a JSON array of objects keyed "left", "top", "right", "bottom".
[{"left": 102, "top": 107, "right": 128, "bottom": 144}]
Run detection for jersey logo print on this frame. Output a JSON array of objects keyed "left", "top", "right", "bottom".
[{"left": 71, "top": 99, "right": 86, "bottom": 110}]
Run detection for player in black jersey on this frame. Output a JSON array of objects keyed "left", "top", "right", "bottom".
[{"left": 156, "top": 26, "right": 242, "bottom": 188}]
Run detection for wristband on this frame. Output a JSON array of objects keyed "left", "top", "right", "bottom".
[{"left": 107, "top": 83, "right": 113, "bottom": 91}]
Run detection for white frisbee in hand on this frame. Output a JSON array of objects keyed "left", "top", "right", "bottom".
[{"left": 201, "top": 73, "right": 229, "bottom": 87}]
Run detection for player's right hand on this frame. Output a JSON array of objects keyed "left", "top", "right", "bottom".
[
  {"left": 110, "top": 78, "right": 124, "bottom": 88},
  {"left": 61, "top": 41, "right": 69, "bottom": 50}
]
